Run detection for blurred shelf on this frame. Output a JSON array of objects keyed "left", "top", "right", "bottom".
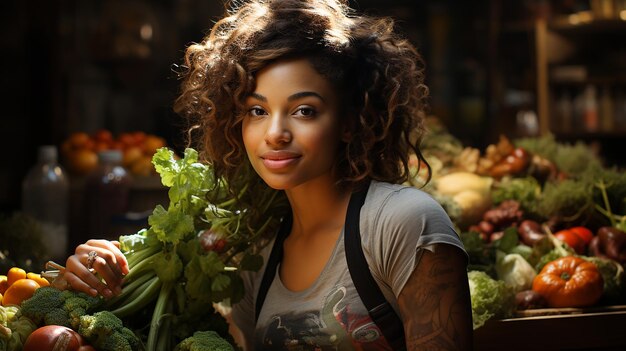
[{"left": 548, "top": 17, "right": 626, "bottom": 33}]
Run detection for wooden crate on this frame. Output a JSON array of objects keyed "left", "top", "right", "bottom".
[{"left": 473, "top": 306, "right": 626, "bottom": 350}]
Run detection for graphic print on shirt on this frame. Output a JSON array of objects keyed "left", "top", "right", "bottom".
[{"left": 256, "top": 286, "right": 392, "bottom": 350}]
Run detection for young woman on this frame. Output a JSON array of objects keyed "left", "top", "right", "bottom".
[{"left": 63, "top": 0, "right": 473, "bottom": 349}]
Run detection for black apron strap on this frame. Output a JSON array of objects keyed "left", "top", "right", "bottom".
[
  {"left": 255, "top": 213, "right": 292, "bottom": 322},
  {"left": 344, "top": 183, "right": 407, "bottom": 350}
]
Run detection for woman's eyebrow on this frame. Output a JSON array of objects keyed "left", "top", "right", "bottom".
[
  {"left": 288, "top": 91, "right": 325, "bottom": 102},
  {"left": 249, "top": 92, "right": 267, "bottom": 102},
  {"left": 248, "top": 91, "right": 325, "bottom": 102}
]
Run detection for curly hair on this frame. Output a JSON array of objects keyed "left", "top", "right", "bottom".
[{"left": 174, "top": 0, "right": 430, "bottom": 194}]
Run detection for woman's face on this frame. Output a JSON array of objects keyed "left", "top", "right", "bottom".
[{"left": 242, "top": 57, "right": 344, "bottom": 190}]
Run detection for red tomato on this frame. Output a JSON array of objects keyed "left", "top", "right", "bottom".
[
  {"left": 23, "top": 325, "right": 89, "bottom": 351},
  {"left": 93, "top": 129, "right": 113, "bottom": 143},
  {"left": 569, "top": 226, "right": 594, "bottom": 245},
  {"left": 555, "top": 229, "right": 586, "bottom": 254}
]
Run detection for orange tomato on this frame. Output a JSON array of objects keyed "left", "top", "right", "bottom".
[
  {"left": 26, "top": 272, "right": 50, "bottom": 287},
  {"left": 143, "top": 135, "right": 166, "bottom": 155},
  {"left": 118, "top": 133, "right": 136, "bottom": 149},
  {"left": 123, "top": 146, "right": 144, "bottom": 167},
  {"left": 532, "top": 256, "right": 603, "bottom": 308},
  {"left": 67, "top": 132, "right": 91, "bottom": 149},
  {"left": 130, "top": 156, "right": 154, "bottom": 176},
  {"left": 110, "top": 140, "right": 124, "bottom": 151},
  {"left": 93, "top": 141, "right": 111, "bottom": 153},
  {"left": 7, "top": 267, "right": 26, "bottom": 286},
  {"left": 68, "top": 149, "right": 98, "bottom": 175},
  {"left": 93, "top": 129, "right": 113, "bottom": 143},
  {"left": 131, "top": 131, "right": 147, "bottom": 145},
  {"left": 2, "top": 278, "right": 40, "bottom": 306}
]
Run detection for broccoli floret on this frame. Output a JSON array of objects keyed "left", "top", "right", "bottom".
[
  {"left": 68, "top": 308, "right": 87, "bottom": 329},
  {"left": 19, "top": 286, "right": 103, "bottom": 329},
  {"left": 65, "top": 294, "right": 102, "bottom": 313},
  {"left": 119, "top": 327, "right": 142, "bottom": 350},
  {"left": 174, "top": 330, "right": 234, "bottom": 351},
  {"left": 19, "top": 286, "right": 67, "bottom": 326},
  {"left": 43, "top": 308, "right": 70, "bottom": 327},
  {"left": 78, "top": 311, "right": 141, "bottom": 351}
]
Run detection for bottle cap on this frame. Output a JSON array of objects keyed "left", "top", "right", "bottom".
[
  {"left": 97, "top": 150, "right": 123, "bottom": 163},
  {"left": 38, "top": 145, "right": 58, "bottom": 163}
]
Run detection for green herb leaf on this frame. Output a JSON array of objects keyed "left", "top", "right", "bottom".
[
  {"left": 199, "top": 251, "right": 225, "bottom": 277},
  {"left": 211, "top": 273, "right": 231, "bottom": 292},
  {"left": 148, "top": 204, "right": 194, "bottom": 245}
]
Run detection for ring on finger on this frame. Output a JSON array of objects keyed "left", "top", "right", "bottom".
[{"left": 86, "top": 250, "right": 98, "bottom": 271}]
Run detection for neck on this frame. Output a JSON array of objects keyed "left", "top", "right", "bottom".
[{"left": 285, "top": 177, "right": 352, "bottom": 238}]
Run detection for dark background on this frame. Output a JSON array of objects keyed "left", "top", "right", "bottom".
[{"left": 2, "top": 0, "right": 625, "bottom": 214}]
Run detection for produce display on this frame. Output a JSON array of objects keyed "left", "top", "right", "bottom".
[
  {"left": 1, "top": 119, "right": 625, "bottom": 349},
  {"left": 60, "top": 130, "right": 167, "bottom": 176},
  {"left": 416, "top": 119, "right": 626, "bottom": 329}
]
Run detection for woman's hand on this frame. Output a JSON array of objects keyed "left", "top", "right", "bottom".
[{"left": 62, "top": 239, "right": 129, "bottom": 298}]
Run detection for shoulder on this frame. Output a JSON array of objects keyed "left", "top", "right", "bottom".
[
  {"left": 364, "top": 180, "right": 453, "bottom": 229},
  {"left": 362, "top": 180, "right": 464, "bottom": 255},
  {"left": 360, "top": 181, "right": 466, "bottom": 298}
]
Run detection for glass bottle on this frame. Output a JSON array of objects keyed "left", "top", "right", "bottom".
[
  {"left": 21, "top": 145, "right": 69, "bottom": 260},
  {"left": 85, "top": 150, "right": 132, "bottom": 240},
  {"left": 583, "top": 85, "right": 599, "bottom": 132}
]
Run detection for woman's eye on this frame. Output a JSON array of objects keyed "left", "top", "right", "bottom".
[
  {"left": 248, "top": 107, "right": 266, "bottom": 117},
  {"left": 295, "top": 107, "right": 316, "bottom": 117}
]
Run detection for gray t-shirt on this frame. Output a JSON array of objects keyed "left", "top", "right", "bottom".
[{"left": 231, "top": 180, "right": 465, "bottom": 350}]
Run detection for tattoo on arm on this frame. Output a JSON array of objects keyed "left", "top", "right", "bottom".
[{"left": 398, "top": 245, "right": 473, "bottom": 351}]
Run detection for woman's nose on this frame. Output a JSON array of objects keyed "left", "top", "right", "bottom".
[{"left": 264, "top": 114, "right": 291, "bottom": 145}]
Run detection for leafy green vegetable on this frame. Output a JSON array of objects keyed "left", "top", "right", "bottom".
[
  {"left": 515, "top": 134, "right": 601, "bottom": 175},
  {"left": 461, "top": 227, "right": 519, "bottom": 277},
  {"left": 492, "top": 177, "right": 541, "bottom": 215},
  {"left": 537, "top": 178, "right": 595, "bottom": 225},
  {"left": 495, "top": 251, "right": 536, "bottom": 293},
  {"left": 584, "top": 256, "right": 626, "bottom": 305},
  {"left": 0, "top": 305, "right": 37, "bottom": 351},
  {"left": 468, "top": 270, "right": 515, "bottom": 329},
  {"left": 102, "top": 147, "right": 286, "bottom": 351}
]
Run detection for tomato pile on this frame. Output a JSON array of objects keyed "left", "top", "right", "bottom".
[
  {"left": 60, "top": 129, "right": 167, "bottom": 176},
  {"left": 0, "top": 267, "right": 48, "bottom": 307}
]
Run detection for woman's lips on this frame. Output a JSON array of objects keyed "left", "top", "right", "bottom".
[{"left": 261, "top": 151, "right": 301, "bottom": 170}]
